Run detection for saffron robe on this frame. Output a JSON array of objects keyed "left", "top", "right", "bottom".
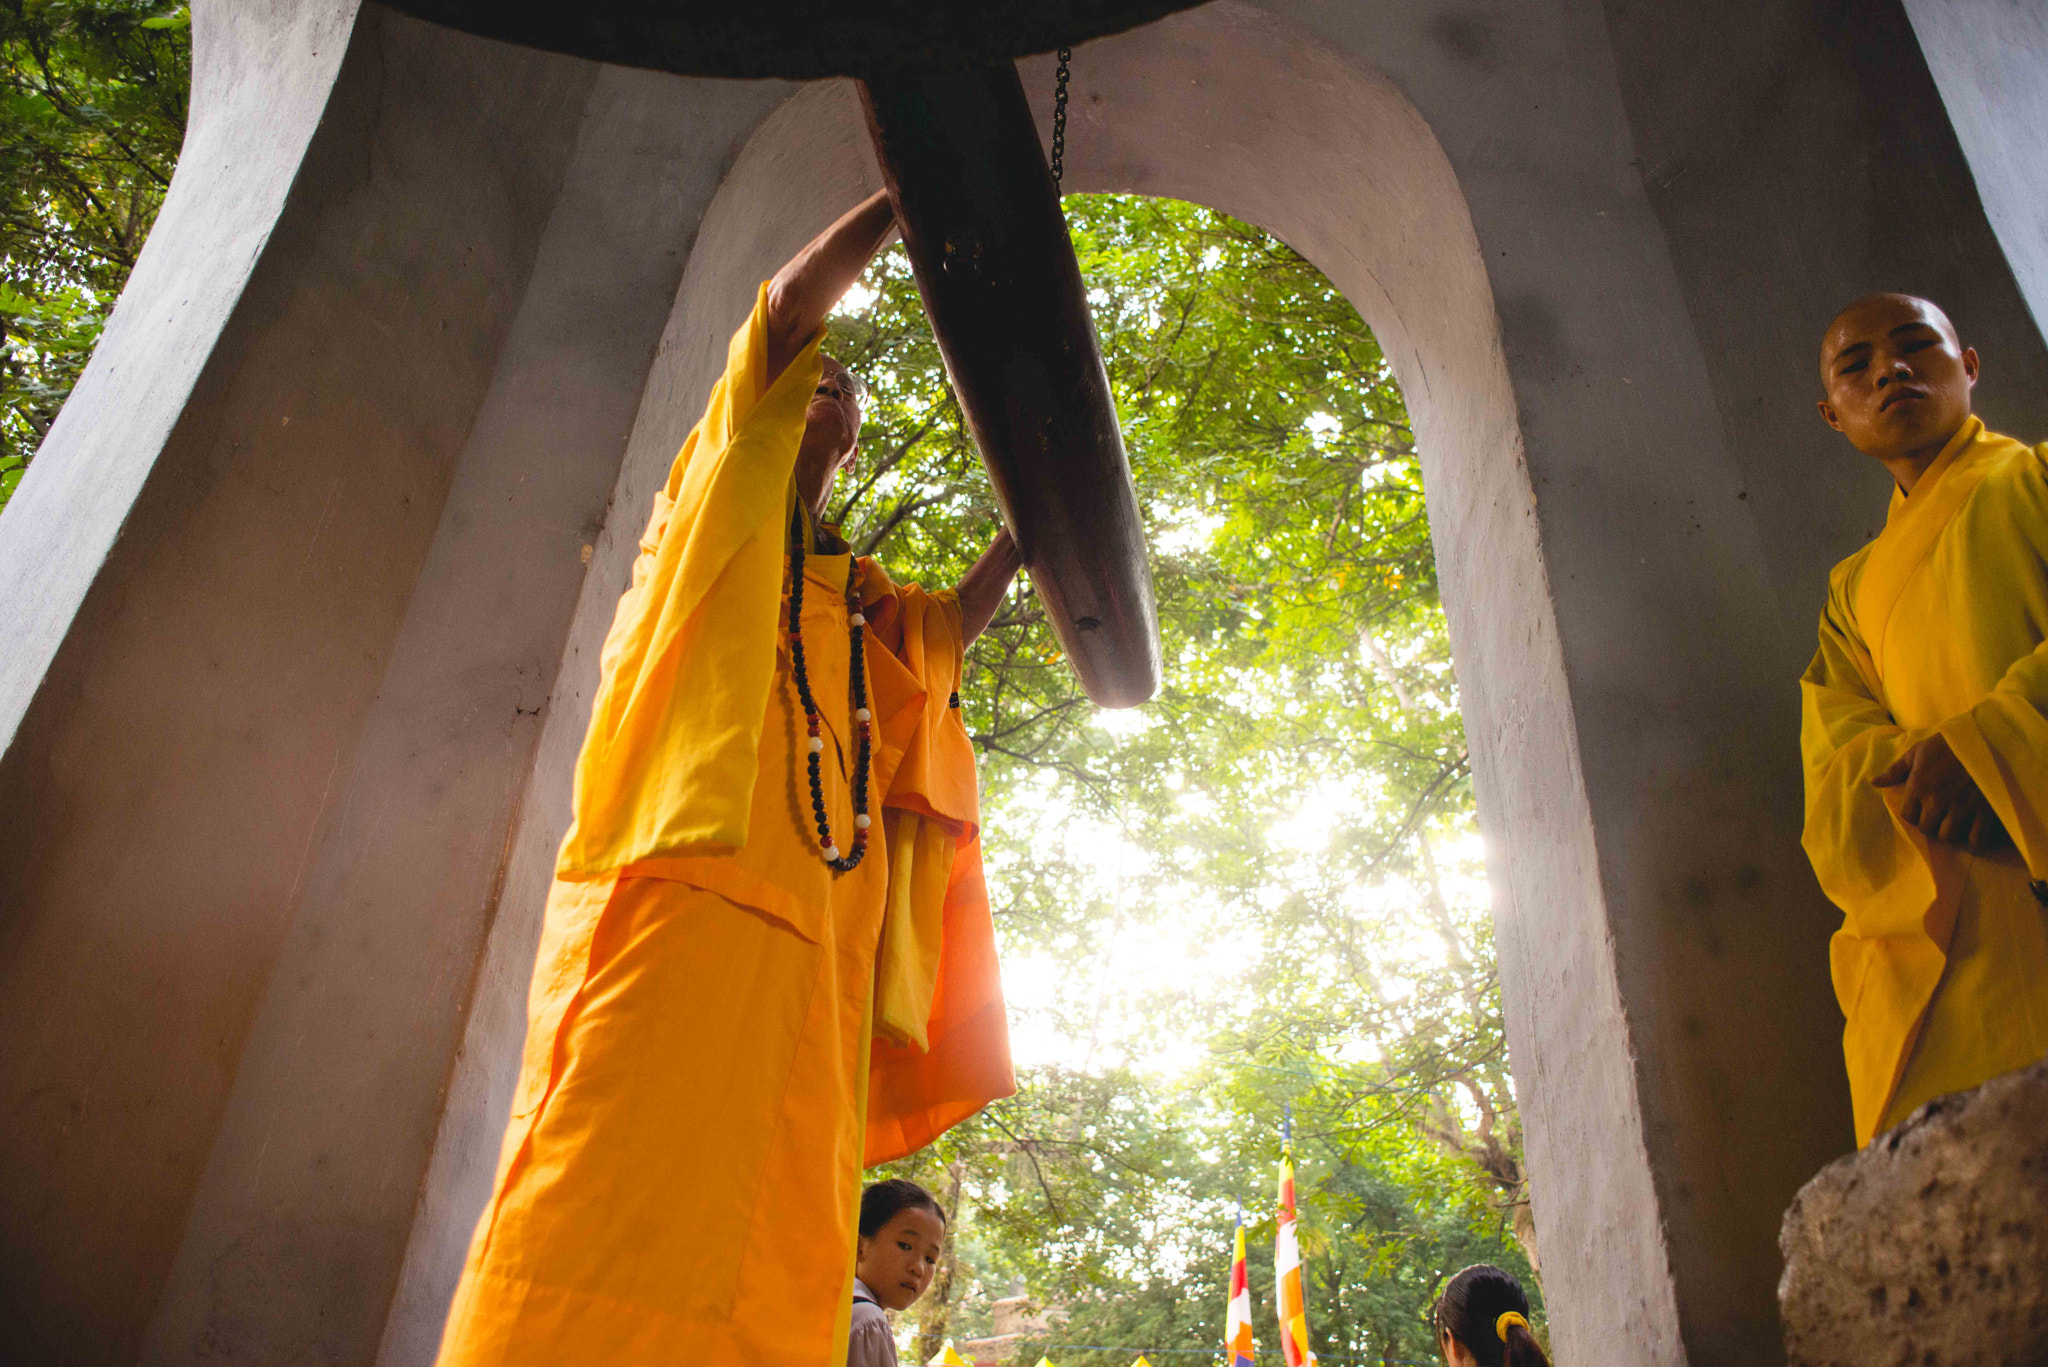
[
  {"left": 433, "top": 286, "right": 1013, "bottom": 1366},
  {"left": 1801, "top": 416, "right": 2048, "bottom": 1145}
]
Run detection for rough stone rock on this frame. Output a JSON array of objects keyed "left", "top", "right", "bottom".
[{"left": 1779, "top": 1056, "right": 2048, "bottom": 1366}]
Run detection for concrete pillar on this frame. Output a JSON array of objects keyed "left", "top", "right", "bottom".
[
  {"left": 1553, "top": 1, "right": 2048, "bottom": 1358},
  {"left": 1904, "top": 0, "right": 2048, "bottom": 337},
  {"left": 372, "top": 81, "right": 871, "bottom": 1367}
]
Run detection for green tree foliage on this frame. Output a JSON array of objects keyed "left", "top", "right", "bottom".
[
  {"left": 884, "top": 1064, "right": 1534, "bottom": 1367},
  {"left": 0, "top": 0, "right": 189, "bottom": 507},
  {"left": 830, "top": 196, "right": 1534, "bottom": 1364}
]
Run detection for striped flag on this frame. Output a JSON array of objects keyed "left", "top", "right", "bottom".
[
  {"left": 1274, "top": 1149, "right": 1318, "bottom": 1367},
  {"left": 1225, "top": 1220, "right": 1256, "bottom": 1366}
]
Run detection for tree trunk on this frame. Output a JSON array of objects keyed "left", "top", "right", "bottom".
[{"left": 1511, "top": 1197, "right": 1543, "bottom": 1299}]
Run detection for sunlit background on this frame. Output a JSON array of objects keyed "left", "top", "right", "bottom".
[{"left": 822, "top": 197, "right": 1535, "bottom": 1365}]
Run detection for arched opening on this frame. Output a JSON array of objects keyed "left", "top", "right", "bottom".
[
  {"left": 388, "top": 10, "right": 1661, "bottom": 1361},
  {"left": 823, "top": 183, "right": 1532, "bottom": 1362}
]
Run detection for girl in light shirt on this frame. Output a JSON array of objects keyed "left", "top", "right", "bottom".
[{"left": 848, "top": 1179, "right": 946, "bottom": 1367}]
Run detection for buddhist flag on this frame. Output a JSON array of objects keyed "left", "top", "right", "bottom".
[
  {"left": 1225, "top": 1220, "right": 1256, "bottom": 1366},
  {"left": 1274, "top": 1149, "right": 1318, "bottom": 1367}
]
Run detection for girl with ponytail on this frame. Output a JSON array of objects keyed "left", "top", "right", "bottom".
[{"left": 1432, "top": 1264, "right": 1551, "bottom": 1367}]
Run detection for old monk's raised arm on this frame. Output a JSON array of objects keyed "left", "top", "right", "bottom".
[{"left": 764, "top": 189, "right": 895, "bottom": 384}]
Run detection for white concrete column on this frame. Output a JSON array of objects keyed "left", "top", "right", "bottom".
[{"left": 1904, "top": 0, "right": 2048, "bottom": 338}]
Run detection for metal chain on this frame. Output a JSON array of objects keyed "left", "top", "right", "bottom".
[{"left": 1050, "top": 46, "right": 1072, "bottom": 192}]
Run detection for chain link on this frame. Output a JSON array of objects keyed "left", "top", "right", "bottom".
[{"left": 1050, "top": 46, "right": 1072, "bottom": 192}]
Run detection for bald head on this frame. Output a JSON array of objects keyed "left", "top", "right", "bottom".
[
  {"left": 1820, "top": 294, "right": 1960, "bottom": 383},
  {"left": 1817, "top": 293, "right": 1977, "bottom": 480}
]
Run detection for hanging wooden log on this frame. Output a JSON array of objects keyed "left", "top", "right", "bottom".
[{"left": 858, "top": 65, "right": 1161, "bottom": 709}]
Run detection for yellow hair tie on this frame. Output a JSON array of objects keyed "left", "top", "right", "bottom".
[{"left": 1495, "top": 1311, "right": 1530, "bottom": 1341}]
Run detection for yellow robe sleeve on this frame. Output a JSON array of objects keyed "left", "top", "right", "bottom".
[
  {"left": 1939, "top": 442, "right": 2048, "bottom": 881},
  {"left": 556, "top": 285, "right": 825, "bottom": 877},
  {"left": 1800, "top": 579, "right": 1958, "bottom": 1144},
  {"left": 860, "top": 575, "right": 1015, "bottom": 1164}
]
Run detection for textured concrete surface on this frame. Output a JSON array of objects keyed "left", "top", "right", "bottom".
[
  {"left": 371, "top": 68, "right": 815, "bottom": 1367},
  {"left": 1906, "top": 0, "right": 2048, "bottom": 336},
  {"left": 136, "top": 41, "right": 774, "bottom": 1367},
  {"left": 1780, "top": 1057, "right": 2048, "bottom": 1366},
  {"left": 0, "top": 0, "right": 356, "bottom": 766},
  {"left": 1, "top": 1, "right": 2045, "bottom": 1364},
  {"left": 1573, "top": 4, "right": 2048, "bottom": 1358}
]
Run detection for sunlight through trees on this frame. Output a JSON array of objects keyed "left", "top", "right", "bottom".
[
  {"left": 827, "top": 196, "right": 1535, "bottom": 1365},
  {"left": 0, "top": 0, "right": 189, "bottom": 508}
]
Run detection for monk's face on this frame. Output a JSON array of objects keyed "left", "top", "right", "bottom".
[
  {"left": 794, "top": 355, "right": 864, "bottom": 509},
  {"left": 1817, "top": 295, "right": 1977, "bottom": 463}
]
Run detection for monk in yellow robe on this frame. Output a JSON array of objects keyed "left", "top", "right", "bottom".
[
  {"left": 434, "top": 190, "right": 1025, "bottom": 1365},
  {"left": 1802, "top": 292, "right": 2048, "bottom": 1145}
]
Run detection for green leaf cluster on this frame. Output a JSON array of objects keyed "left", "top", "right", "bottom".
[
  {"left": 0, "top": 0, "right": 188, "bottom": 508},
  {"left": 877, "top": 1061, "right": 1534, "bottom": 1367},
  {"left": 832, "top": 196, "right": 1534, "bottom": 1366}
]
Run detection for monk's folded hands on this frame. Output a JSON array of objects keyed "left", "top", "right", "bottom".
[{"left": 1873, "top": 731, "right": 2010, "bottom": 852}]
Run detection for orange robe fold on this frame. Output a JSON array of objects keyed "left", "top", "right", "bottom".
[
  {"left": 435, "top": 286, "right": 1012, "bottom": 1367},
  {"left": 1801, "top": 416, "right": 2048, "bottom": 1144}
]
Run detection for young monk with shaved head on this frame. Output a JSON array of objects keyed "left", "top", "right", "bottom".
[{"left": 1803, "top": 292, "right": 2048, "bottom": 1145}]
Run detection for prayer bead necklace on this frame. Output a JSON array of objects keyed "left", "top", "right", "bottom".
[{"left": 786, "top": 530, "right": 871, "bottom": 872}]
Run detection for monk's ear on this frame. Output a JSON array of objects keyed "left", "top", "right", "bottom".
[
  {"left": 1817, "top": 398, "right": 1845, "bottom": 432},
  {"left": 1962, "top": 346, "right": 1980, "bottom": 387}
]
